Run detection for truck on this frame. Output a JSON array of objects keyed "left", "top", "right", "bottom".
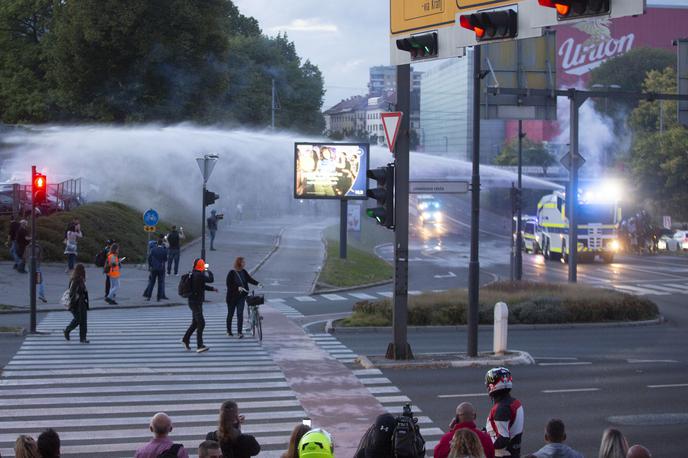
[{"left": 536, "top": 190, "right": 621, "bottom": 263}]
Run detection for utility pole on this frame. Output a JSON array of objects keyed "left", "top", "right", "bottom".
[
  {"left": 29, "top": 166, "right": 37, "bottom": 333},
  {"left": 515, "top": 120, "right": 524, "bottom": 281},
  {"left": 467, "top": 45, "right": 482, "bottom": 357},
  {"left": 568, "top": 90, "right": 582, "bottom": 283}
]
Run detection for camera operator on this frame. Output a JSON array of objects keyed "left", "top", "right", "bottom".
[{"left": 206, "top": 210, "right": 224, "bottom": 251}]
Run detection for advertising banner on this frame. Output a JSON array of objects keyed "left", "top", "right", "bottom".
[{"left": 294, "top": 143, "right": 369, "bottom": 200}]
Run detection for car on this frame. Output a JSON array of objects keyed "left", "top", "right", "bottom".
[
  {"left": 416, "top": 195, "right": 442, "bottom": 226},
  {"left": 673, "top": 230, "right": 688, "bottom": 251}
]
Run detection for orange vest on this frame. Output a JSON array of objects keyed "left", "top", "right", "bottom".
[{"left": 107, "top": 254, "right": 121, "bottom": 278}]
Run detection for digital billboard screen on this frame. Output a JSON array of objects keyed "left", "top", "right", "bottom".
[{"left": 294, "top": 143, "right": 369, "bottom": 200}]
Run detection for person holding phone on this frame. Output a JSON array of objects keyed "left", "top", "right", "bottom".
[
  {"left": 105, "top": 243, "right": 122, "bottom": 305},
  {"left": 205, "top": 400, "right": 260, "bottom": 458},
  {"left": 225, "top": 256, "right": 260, "bottom": 338}
]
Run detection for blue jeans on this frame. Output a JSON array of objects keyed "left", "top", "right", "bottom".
[
  {"left": 36, "top": 268, "right": 45, "bottom": 298},
  {"left": 10, "top": 241, "right": 20, "bottom": 267},
  {"left": 66, "top": 253, "right": 76, "bottom": 270},
  {"left": 167, "top": 249, "right": 180, "bottom": 274},
  {"left": 227, "top": 296, "right": 247, "bottom": 334},
  {"left": 107, "top": 277, "right": 120, "bottom": 300},
  {"left": 209, "top": 230, "right": 216, "bottom": 249}
]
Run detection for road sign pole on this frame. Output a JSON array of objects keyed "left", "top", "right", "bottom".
[
  {"left": 568, "top": 89, "right": 582, "bottom": 283},
  {"left": 515, "top": 120, "right": 524, "bottom": 281},
  {"left": 468, "top": 45, "right": 482, "bottom": 358},
  {"left": 386, "top": 63, "right": 412, "bottom": 360},
  {"left": 201, "top": 180, "right": 207, "bottom": 261},
  {"left": 29, "top": 165, "right": 37, "bottom": 334},
  {"left": 339, "top": 199, "right": 348, "bottom": 259}
]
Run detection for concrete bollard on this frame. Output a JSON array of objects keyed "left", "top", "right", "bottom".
[{"left": 493, "top": 302, "right": 509, "bottom": 356}]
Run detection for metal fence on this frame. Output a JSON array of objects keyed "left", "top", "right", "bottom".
[{"left": 0, "top": 178, "right": 83, "bottom": 216}]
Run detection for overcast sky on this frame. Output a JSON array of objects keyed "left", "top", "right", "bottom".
[
  {"left": 233, "top": 0, "right": 390, "bottom": 110},
  {"left": 233, "top": 0, "right": 683, "bottom": 110}
]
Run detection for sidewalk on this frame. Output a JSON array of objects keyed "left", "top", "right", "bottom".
[{"left": 0, "top": 218, "right": 294, "bottom": 313}]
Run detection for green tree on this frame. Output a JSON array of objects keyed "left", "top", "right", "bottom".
[
  {"left": 494, "top": 137, "right": 555, "bottom": 175},
  {"left": 589, "top": 47, "right": 675, "bottom": 115},
  {"left": 629, "top": 67, "right": 678, "bottom": 134}
]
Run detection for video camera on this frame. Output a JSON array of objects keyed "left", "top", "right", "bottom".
[{"left": 216, "top": 213, "right": 224, "bottom": 220}]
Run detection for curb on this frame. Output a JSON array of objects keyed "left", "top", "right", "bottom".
[
  {"left": 251, "top": 228, "right": 285, "bottom": 276},
  {"left": 0, "top": 327, "right": 26, "bottom": 337},
  {"left": 315, "top": 279, "right": 394, "bottom": 294},
  {"left": 356, "top": 350, "right": 535, "bottom": 369},
  {"left": 329, "top": 316, "right": 665, "bottom": 333}
]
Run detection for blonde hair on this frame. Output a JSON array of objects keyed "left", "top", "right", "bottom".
[
  {"left": 15, "top": 435, "right": 40, "bottom": 458},
  {"left": 233, "top": 256, "right": 245, "bottom": 270},
  {"left": 448, "top": 429, "right": 485, "bottom": 458},
  {"left": 599, "top": 428, "right": 628, "bottom": 458}
]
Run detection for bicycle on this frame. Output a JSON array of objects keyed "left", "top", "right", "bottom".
[{"left": 246, "top": 291, "right": 265, "bottom": 341}]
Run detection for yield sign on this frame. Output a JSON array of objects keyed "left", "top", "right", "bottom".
[{"left": 381, "top": 112, "right": 403, "bottom": 154}]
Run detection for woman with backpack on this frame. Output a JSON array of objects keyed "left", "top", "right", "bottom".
[
  {"left": 205, "top": 400, "right": 260, "bottom": 458},
  {"left": 63, "top": 263, "right": 89, "bottom": 343}
]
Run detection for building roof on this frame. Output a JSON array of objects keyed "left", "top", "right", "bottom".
[{"left": 323, "top": 95, "right": 367, "bottom": 115}]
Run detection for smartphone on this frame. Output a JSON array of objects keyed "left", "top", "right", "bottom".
[
  {"left": 204, "top": 263, "right": 210, "bottom": 270},
  {"left": 302, "top": 418, "right": 311, "bottom": 427},
  {"left": 120, "top": 257, "right": 127, "bottom": 262}
]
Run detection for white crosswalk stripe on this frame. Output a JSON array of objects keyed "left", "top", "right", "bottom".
[
  {"left": 0, "top": 306, "right": 301, "bottom": 457},
  {"left": 612, "top": 284, "right": 671, "bottom": 296},
  {"left": 268, "top": 301, "right": 304, "bottom": 318}
]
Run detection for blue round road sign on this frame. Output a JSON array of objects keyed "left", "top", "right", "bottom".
[{"left": 143, "top": 209, "right": 159, "bottom": 226}]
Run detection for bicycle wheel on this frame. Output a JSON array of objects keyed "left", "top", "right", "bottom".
[
  {"left": 256, "top": 312, "right": 263, "bottom": 341},
  {"left": 249, "top": 308, "right": 257, "bottom": 337}
]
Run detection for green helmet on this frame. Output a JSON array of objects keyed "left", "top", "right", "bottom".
[{"left": 298, "top": 428, "right": 334, "bottom": 458}]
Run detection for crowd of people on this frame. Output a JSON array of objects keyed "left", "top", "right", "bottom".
[{"left": 6, "top": 367, "right": 655, "bottom": 458}]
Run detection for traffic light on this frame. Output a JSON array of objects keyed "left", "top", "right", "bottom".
[
  {"left": 538, "top": 0, "right": 610, "bottom": 20},
  {"left": 459, "top": 9, "right": 517, "bottom": 42},
  {"left": 396, "top": 32, "right": 438, "bottom": 60},
  {"left": 366, "top": 164, "right": 395, "bottom": 229},
  {"left": 32, "top": 173, "right": 47, "bottom": 205},
  {"left": 203, "top": 189, "right": 219, "bottom": 206}
]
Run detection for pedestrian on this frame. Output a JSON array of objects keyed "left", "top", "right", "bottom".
[
  {"left": 33, "top": 242, "right": 47, "bottom": 303},
  {"left": 205, "top": 400, "right": 260, "bottom": 458},
  {"left": 298, "top": 429, "right": 334, "bottom": 458},
  {"left": 63, "top": 219, "right": 83, "bottom": 272},
  {"left": 166, "top": 225, "right": 184, "bottom": 276},
  {"left": 599, "top": 428, "right": 628, "bottom": 458},
  {"left": 226, "top": 256, "right": 261, "bottom": 338},
  {"left": 207, "top": 209, "right": 219, "bottom": 250},
  {"left": 282, "top": 424, "right": 311, "bottom": 458},
  {"left": 105, "top": 243, "right": 122, "bottom": 305},
  {"left": 448, "top": 429, "right": 486, "bottom": 458},
  {"left": 485, "top": 367, "right": 524, "bottom": 458},
  {"left": 15, "top": 219, "right": 30, "bottom": 273},
  {"left": 36, "top": 428, "right": 60, "bottom": 458},
  {"left": 529, "top": 419, "right": 582, "bottom": 458},
  {"left": 144, "top": 234, "right": 168, "bottom": 301},
  {"left": 14, "top": 435, "right": 39, "bottom": 458},
  {"left": 134, "top": 412, "right": 189, "bottom": 458},
  {"left": 435, "top": 402, "right": 494, "bottom": 458},
  {"left": 7, "top": 215, "right": 21, "bottom": 270},
  {"left": 98, "top": 239, "right": 114, "bottom": 297},
  {"left": 182, "top": 258, "right": 217, "bottom": 353},
  {"left": 63, "top": 263, "right": 89, "bottom": 343},
  {"left": 627, "top": 445, "right": 652, "bottom": 458},
  {"left": 354, "top": 413, "right": 396, "bottom": 458},
  {"left": 198, "top": 440, "right": 222, "bottom": 458}
]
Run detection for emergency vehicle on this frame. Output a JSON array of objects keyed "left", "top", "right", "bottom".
[{"left": 536, "top": 189, "right": 621, "bottom": 263}]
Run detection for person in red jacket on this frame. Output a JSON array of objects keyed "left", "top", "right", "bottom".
[{"left": 434, "top": 402, "right": 495, "bottom": 458}]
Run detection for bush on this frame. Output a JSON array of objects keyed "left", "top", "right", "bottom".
[{"left": 340, "top": 281, "right": 659, "bottom": 326}]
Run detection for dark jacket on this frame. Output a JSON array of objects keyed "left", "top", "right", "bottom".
[
  {"left": 15, "top": 226, "right": 29, "bottom": 255},
  {"left": 226, "top": 269, "right": 258, "bottom": 304},
  {"left": 148, "top": 244, "right": 168, "bottom": 271},
  {"left": 167, "top": 230, "right": 181, "bottom": 249},
  {"left": 69, "top": 278, "right": 89, "bottom": 310},
  {"left": 205, "top": 430, "right": 260, "bottom": 458},
  {"left": 189, "top": 270, "right": 214, "bottom": 304}
]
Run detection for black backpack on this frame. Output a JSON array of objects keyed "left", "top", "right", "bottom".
[
  {"left": 178, "top": 272, "right": 193, "bottom": 298},
  {"left": 392, "top": 415, "right": 425, "bottom": 458},
  {"left": 157, "top": 444, "right": 183, "bottom": 458},
  {"left": 95, "top": 249, "right": 107, "bottom": 267}
]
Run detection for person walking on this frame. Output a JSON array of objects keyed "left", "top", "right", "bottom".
[
  {"left": 144, "top": 235, "right": 168, "bottom": 301},
  {"left": 226, "top": 256, "right": 260, "bottom": 338},
  {"left": 7, "top": 215, "right": 21, "bottom": 270},
  {"left": 166, "top": 226, "right": 184, "bottom": 276},
  {"left": 207, "top": 210, "right": 219, "bottom": 251},
  {"left": 182, "top": 259, "right": 217, "bottom": 353},
  {"left": 15, "top": 219, "right": 30, "bottom": 273},
  {"left": 98, "top": 239, "right": 114, "bottom": 298},
  {"left": 485, "top": 367, "right": 524, "bottom": 458},
  {"left": 105, "top": 243, "right": 122, "bottom": 305},
  {"left": 63, "top": 263, "right": 90, "bottom": 343},
  {"left": 63, "top": 220, "right": 83, "bottom": 273},
  {"left": 205, "top": 400, "right": 260, "bottom": 458}
]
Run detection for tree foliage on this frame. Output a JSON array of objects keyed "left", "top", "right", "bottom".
[
  {"left": 629, "top": 67, "right": 678, "bottom": 134},
  {"left": 494, "top": 137, "right": 556, "bottom": 175},
  {"left": 0, "top": 0, "right": 324, "bottom": 131}
]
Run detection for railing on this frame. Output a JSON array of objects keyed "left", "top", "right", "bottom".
[{"left": 0, "top": 178, "right": 83, "bottom": 216}]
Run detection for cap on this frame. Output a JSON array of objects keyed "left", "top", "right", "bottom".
[{"left": 194, "top": 259, "right": 206, "bottom": 271}]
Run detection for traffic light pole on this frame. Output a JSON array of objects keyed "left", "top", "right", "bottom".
[
  {"left": 568, "top": 89, "right": 583, "bottom": 283},
  {"left": 386, "top": 63, "right": 412, "bottom": 360},
  {"left": 339, "top": 199, "right": 347, "bottom": 259},
  {"left": 467, "top": 46, "right": 482, "bottom": 358},
  {"left": 29, "top": 165, "right": 37, "bottom": 333}
]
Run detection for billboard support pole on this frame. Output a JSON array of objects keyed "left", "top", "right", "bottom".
[
  {"left": 386, "top": 63, "right": 412, "bottom": 360},
  {"left": 339, "top": 199, "right": 347, "bottom": 259}
]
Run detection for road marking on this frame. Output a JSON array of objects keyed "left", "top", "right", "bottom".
[
  {"left": 434, "top": 272, "right": 456, "bottom": 279},
  {"left": 409, "top": 290, "right": 423, "bottom": 295},
  {"left": 648, "top": 383, "right": 688, "bottom": 389},
  {"left": 321, "top": 294, "right": 347, "bottom": 301},
  {"left": 350, "top": 293, "right": 378, "bottom": 300},
  {"left": 627, "top": 359, "right": 679, "bottom": 364},
  {"left": 612, "top": 284, "right": 670, "bottom": 296},
  {"left": 294, "top": 296, "right": 316, "bottom": 302},
  {"left": 378, "top": 292, "right": 393, "bottom": 298},
  {"left": 542, "top": 388, "right": 600, "bottom": 394},
  {"left": 438, "top": 393, "right": 488, "bottom": 398},
  {"left": 667, "top": 283, "right": 688, "bottom": 291},
  {"left": 538, "top": 362, "right": 592, "bottom": 366},
  {"left": 637, "top": 284, "right": 688, "bottom": 294},
  {"left": 534, "top": 357, "right": 579, "bottom": 361}
]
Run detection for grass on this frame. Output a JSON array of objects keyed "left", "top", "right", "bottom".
[
  {"left": 318, "top": 240, "right": 393, "bottom": 288},
  {"left": 0, "top": 326, "right": 22, "bottom": 333},
  {"left": 0, "top": 202, "right": 193, "bottom": 263},
  {"left": 323, "top": 216, "right": 393, "bottom": 253},
  {"left": 340, "top": 281, "right": 660, "bottom": 326}
]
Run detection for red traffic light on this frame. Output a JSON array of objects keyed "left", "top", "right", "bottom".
[
  {"left": 538, "top": 0, "right": 571, "bottom": 15},
  {"left": 538, "top": 0, "right": 610, "bottom": 20},
  {"left": 32, "top": 173, "right": 47, "bottom": 204},
  {"left": 459, "top": 10, "right": 517, "bottom": 42}
]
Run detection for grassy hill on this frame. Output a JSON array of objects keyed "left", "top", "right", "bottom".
[{"left": 0, "top": 202, "right": 193, "bottom": 263}]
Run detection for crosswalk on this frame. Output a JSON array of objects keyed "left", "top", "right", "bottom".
[
  {"left": 0, "top": 305, "right": 305, "bottom": 458},
  {"left": 606, "top": 282, "right": 688, "bottom": 296}
]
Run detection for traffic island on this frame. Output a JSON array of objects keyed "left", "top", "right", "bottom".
[
  {"left": 357, "top": 351, "right": 535, "bottom": 370},
  {"left": 315, "top": 240, "right": 393, "bottom": 290}
]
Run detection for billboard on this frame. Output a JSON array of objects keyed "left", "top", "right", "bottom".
[{"left": 294, "top": 143, "right": 369, "bottom": 200}]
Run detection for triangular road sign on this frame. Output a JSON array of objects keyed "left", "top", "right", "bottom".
[
  {"left": 560, "top": 151, "right": 585, "bottom": 172},
  {"left": 381, "top": 112, "right": 403, "bottom": 154}
]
